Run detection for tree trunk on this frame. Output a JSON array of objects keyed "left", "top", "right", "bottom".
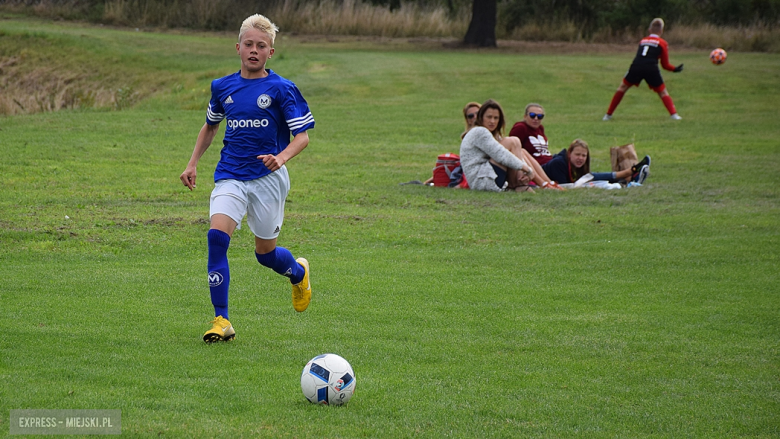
[{"left": 463, "top": 0, "right": 497, "bottom": 47}]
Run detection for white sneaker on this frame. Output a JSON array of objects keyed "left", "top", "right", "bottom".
[
  {"left": 634, "top": 165, "right": 650, "bottom": 185},
  {"left": 602, "top": 114, "right": 612, "bottom": 121},
  {"left": 670, "top": 114, "right": 682, "bottom": 120}
]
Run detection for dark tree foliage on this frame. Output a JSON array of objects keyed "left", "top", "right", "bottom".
[
  {"left": 696, "top": 0, "right": 780, "bottom": 25},
  {"left": 364, "top": 0, "right": 465, "bottom": 12},
  {"left": 3, "top": 0, "right": 778, "bottom": 33},
  {"left": 499, "top": 0, "right": 780, "bottom": 36},
  {"left": 364, "top": 0, "right": 402, "bottom": 10},
  {"left": 464, "top": 0, "right": 497, "bottom": 47}
]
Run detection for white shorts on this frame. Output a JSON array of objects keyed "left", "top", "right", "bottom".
[{"left": 209, "top": 166, "right": 290, "bottom": 239}]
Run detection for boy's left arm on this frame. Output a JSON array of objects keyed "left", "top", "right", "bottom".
[
  {"left": 659, "top": 39, "right": 682, "bottom": 72},
  {"left": 257, "top": 131, "right": 310, "bottom": 172}
]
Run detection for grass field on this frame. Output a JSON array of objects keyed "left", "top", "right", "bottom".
[{"left": 1, "top": 17, "right": 779, "bottom": 438}]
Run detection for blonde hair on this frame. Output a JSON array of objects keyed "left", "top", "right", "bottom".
[
  {"left": 649, "top": 18, "right": 664, "bottom": 34},
  {"left": 462, "top": 101, "right": 481, "bottom": 134},
  {"left": 239, "top": 14, "right": 279, "bottom": 45},
  {"left": 524, "top": 102, "right": 544, "bottom": 115}
]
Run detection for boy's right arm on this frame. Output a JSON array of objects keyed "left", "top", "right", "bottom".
[{"left": 180, "top": 122, "right": 220, "bottom": 191}]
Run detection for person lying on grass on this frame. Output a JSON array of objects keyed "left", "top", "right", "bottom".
[{"left": 542, "top": 139, "right": 651, "bottom": 186}]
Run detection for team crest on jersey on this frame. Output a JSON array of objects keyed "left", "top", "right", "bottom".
[{"left": 257, "top": 94, "right": 272, "bottom": 109}]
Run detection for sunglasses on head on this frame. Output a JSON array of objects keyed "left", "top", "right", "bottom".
[
  {"left": 467, "top": 113, "right": 477, "bottom": 119},
  {"left": 528, "top": 112, "right": 544, "bottom": 120}
]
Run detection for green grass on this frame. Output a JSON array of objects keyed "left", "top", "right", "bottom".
[{"left": 1, "top": 18, "right": 779, "bottom": 438}]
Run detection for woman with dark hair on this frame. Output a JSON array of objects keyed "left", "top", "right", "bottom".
[
  {"left": 542, "top": 139, "right": 651, "bottom": 185},
  {"left": 459, "top": 99, "right": 536, "bottom": 192},
  {"left": 462, "top": 100, "right": 564, "bottom": 191}
]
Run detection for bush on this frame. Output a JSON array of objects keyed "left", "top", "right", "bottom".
[{"left": 0, "top": 0, "right": 778, "bottom": 50}]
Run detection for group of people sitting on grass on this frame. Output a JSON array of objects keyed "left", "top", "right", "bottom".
[{"left": 426, "top": 99, "right": 651, "bottom": 193}]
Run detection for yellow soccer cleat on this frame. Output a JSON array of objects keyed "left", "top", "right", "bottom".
[
  {"left": 292, "top": 258, "right": 312, "bottom": 312},
  {"left": 203, "top": 316, "right": 235, "bottom": 343}
]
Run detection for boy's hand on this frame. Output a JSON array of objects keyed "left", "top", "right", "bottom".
[
  {"left": 258, "top": 154, "right": 286, "bottom": 172},
  {"left": 674, "top": 64, "right": 684, "bottom": 72},
  {"left": 180, "top": 167, "right": 197, "bottom": 191}
]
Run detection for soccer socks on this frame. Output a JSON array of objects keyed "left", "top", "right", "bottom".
[
  {"left": 207, "top": 230, "right": 305, "bottom": 319},
  {"left": 608, "top": 91, "right": 677, "bottom": 116},
  {"left": 207, "top": 229, "right": 231, "bottom": 320},
  {"left": 255, "top": 247, "right": 305, "bottom": 285},
  {"left": 606, "top": 90, "right": 625, "bottom": 116},
  {"left": 661, "top": 95, "right": 677, "bottom": 115}
]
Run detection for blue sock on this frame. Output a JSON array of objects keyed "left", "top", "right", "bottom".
[
  {"left": 255, "top": 247, "right": 304, "bottom": 284},
  {"left": 208, "top": 229, "right": 231, "bottom": 320}
]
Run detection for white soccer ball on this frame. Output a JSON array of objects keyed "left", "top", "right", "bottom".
[{"left": 300, "top": 353, "right": 356, "bottom": 405}]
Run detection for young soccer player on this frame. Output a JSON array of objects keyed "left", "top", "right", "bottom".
[
  {"left": 179, "top": 14, "right": 315, "bottom": 343},
  {"left": 603, "top": 18, "right": 684, "bottom": 121}
]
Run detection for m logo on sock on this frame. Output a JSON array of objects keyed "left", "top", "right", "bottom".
[{"left": 208, "top": 271, "right": 224, "bottom": 287}]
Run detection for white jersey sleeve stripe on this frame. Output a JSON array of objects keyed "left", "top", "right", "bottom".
[
  {"left": 207, "top": 103, "right": 225, "bottom": 123},
  {"left": 287, "top": 113, "right": 313, "bottom": 124},
  {"left": 287, "top": 112, "right": 314, "bottom": 131}
]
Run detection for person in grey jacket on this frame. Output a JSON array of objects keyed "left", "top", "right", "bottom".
[{"left": 459, "top": 99, "right": 536, "bottom": 192}]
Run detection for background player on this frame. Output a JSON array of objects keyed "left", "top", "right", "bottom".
[
  {"left": 603, "top": 18, "right": 684, "bottom": 121},
  {"left": 180, "top": 13, "right": 315, "bottom": 343}
]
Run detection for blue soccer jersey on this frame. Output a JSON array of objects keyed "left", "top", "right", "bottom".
[{"left": 206, "top": 70, "right": 314, "bottom": 181}]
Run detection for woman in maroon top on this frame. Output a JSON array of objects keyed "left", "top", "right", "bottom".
[
  {"left": 471, "top": 100, "right": 564, "bottom": 191},
  {"left": 508, "top": 103, "right": 552, "bottom": 165}
]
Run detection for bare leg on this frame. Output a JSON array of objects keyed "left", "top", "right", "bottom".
[
  {"left": 518, "top": 149, "right": 555, "bottom": 185},
  {"left": 255, "top": 236, "right": 278, "bottom": 254},
  {"left": 500, "top": 137, "right": 553, "bottom": 186},
  {"left": 497, "top": 137, "right": 530, "bottom": 189},
  {"left": 211, "top": 213, "right": 238, "bottom": 236},
  {"left": 615, "top": 168, "right": 633, "bottom": 180}
]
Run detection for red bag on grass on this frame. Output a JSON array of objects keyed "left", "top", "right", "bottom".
[{"left": 432, "top": 153, "right": 460, "bottom": 187}]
